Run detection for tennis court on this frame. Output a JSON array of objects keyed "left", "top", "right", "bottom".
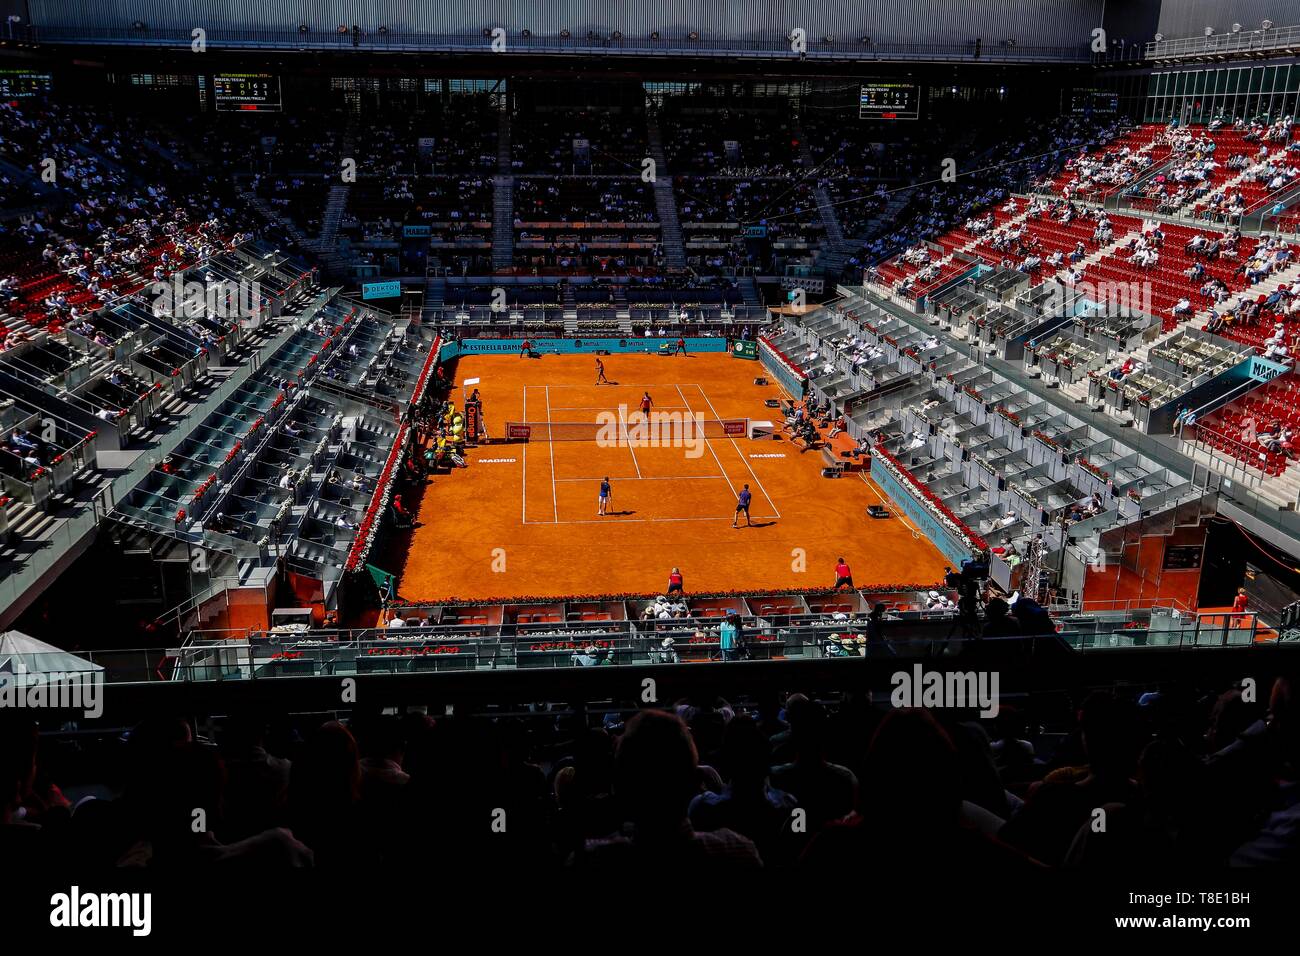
[{"left": 383, "top": 352, "right": 949, "bottom": 600}]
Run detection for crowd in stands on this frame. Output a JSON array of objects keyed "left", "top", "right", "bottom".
[
  {"left": 511, "top": 108, "right": 648, "bottom": 174},
  {"left": 347, "top": 175, "right": 494, "bottom": 241},
  {"left": 0, "top": 99, "right": 247, "bottom": 343},
  {"left": 5, "top": 670, "right": 1297, "bottom": 869},
  {"left": 199, "top": 108, "right": 345, "bottom": 176},
  {"left": 357, "top": 102, "right": 497, "bottom": 175},
  {"left": 849, "top": 114, "right": 1122, "bottom": 276},
  {"left": 515, "top": 178, "right": 657, "bottom": 223},
  {"left": 661, "top": 107, "right": 801, "bottom": 175}
]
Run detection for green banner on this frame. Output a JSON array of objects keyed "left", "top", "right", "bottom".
[
  {"left": 731, "top": 339, "right": 758, "bottom": 360},
  {"left": 366, "top": 564, "right": 397, "bottom": 598}
]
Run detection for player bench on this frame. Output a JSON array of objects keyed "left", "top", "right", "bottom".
[{"left": 821, "top": 446, "right": 845, "bottom": 476}]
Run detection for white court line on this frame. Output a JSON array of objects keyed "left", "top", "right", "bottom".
[
  {"left": 523, "top": 513, "right": 780, "bottom": 526},
  {"left": 692, "top": 383, "right": 780, "bottom": 519},
  {"left": 539, "top": 383, "right": 705, "bottom": 388},
  {"left": 521, "top": 385, "right": 527, "bottom": 523},
  {"left": 675, "top": 384, "right": 735, "bottom": 497},
  {"left": 554, "top": 475, "right": 731, "bottom": 483},
  {"left": 544, "top": 386, "right": 560, "bottom": 522},
  {"left": 857, "top": 471, "right": 924, "bottom": 539},
  {"left": 547, "top": 405, "right": 695, "bottom": 412},
  {"left": 619, "top": 405, "right": 643, "bottom": 479}
]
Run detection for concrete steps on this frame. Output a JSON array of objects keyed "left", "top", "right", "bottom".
[
  {"left": 492, "top": 175, "right": 515, "bottom": 270},
  {"left": 1179, "top": 439, "right": 1300, "bottom": 510},
  {"left": 646, "top": 113, "right": 687, "bottom": 270}
]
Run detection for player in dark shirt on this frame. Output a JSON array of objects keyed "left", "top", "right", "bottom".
[{"left": 732, "top": 484, "right": 753, "bottom": 528}]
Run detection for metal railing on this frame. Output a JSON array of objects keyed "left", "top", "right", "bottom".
[
  {"left": 1177, "top": 420, "right": 1292, "bottom": 498},
  {"left": 14, "top": 607, "right": 1276, "bottom": 686},
  {"left": 1145, "top": 24, "right": 1300, "bottom": 61}
]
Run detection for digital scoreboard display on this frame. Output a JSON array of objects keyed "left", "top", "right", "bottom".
[
  {"left": 859, "top": 82, "right": 920, "bottom": 120},
  {"left": 1070, "top": 88, "right": 1119, "bottom": 114},
  {"left": 213, "top": 74, "right": 282, "bottom": 112},
  {"left": 0, "top": 71, "right": 53, "bottom": 98}
]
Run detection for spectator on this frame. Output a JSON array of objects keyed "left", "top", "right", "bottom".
[{"left": 572, "top": 710, "right": 761, "bottom": 871}]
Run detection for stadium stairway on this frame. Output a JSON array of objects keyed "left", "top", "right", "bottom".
[
  {"left": 497, "top": 109, "right": 512, "bottom": 174},
  {"left": 492, "top": 175, "right": 515, "bottom": 270},
  {"left": 311, "top": 122, "right": 356, "bottom": 255},
  {"left": 645, "top": 113, "right": 688, "bottom": 269},
  {"left": 424, "top": 275, "right": 446, "bottom": 309},
  {"left": 318, "top": 181, "right": 351, "bottom": 248},
  {"left": 739, "top": 276, "right": 763, "bottom": 309},
  {"left": 1179, "top": 438, "right": 1300, "bottom": 510},
  {"left": 238, "top": 180, "right": 313, "bottom": 248},
  {"left": 793, "top": 124, "right": 851, "bottom": 279}
]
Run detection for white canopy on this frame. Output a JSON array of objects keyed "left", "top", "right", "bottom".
[{"left": 0, "top": 630, "right": 103, "bottom": 677}]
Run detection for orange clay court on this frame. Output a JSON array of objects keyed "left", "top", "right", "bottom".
[{"left": 386, "top": 351, "right": 948, "bottom": 600}]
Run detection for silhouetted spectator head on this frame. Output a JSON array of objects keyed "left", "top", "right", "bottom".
[
  {"left": 1080, "top": 692, "right": 1138, "bottom": 780},
  {"left": 986, "top": 597, "right": 1010, "bottom": 621},
  {"left": 290, "top": 721, "right": 361, "bottom": 813},
  {"left": 1268, "top": 675, "right": 1300, "bottom": 774},
  {"left": 614, "top": 710, "right": 698, "bottom": 829},
  {"left": 355, "top": 713, "right": 405, "bottom": 763},
  {"left": 863, "top": 709, "right": 962, "bottom": 827},
  {"left": 718, "top": 715, "right": 772, "bottom": 787},
  {"left": 148, "top": 742, "right": 226, "bottom": 849},
  {"left": 1207, "top": 685, "right": 1261, "bottom": 753},
  {"left": 785, "top": 694, "right": 827, "bottom": 756},
  {"left": 0, "top": 717, "right": 38, "bottom": 823}
]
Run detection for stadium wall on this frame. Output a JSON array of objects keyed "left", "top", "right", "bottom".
[
  {"left": 27, "top": 0, "right": 1108, "bottom": 50},
  {"left": 868, "top": 461, "right": 973, "bottom": 567},
  {"left": 442, "top": 337, "right": 729, "bottom": 358}
]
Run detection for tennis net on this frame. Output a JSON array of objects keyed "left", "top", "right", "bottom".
[{"left": 503, "top": 418, "right": 749, "bottom": 442}]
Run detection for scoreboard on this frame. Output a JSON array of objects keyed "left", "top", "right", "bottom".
[
  {"left": 212, "top": 74, "right": 282, "bottom": 112},
  {"left": 0, "top": 70, "right": 52, "bottom": 98},
  {"left": 1070, "top": 88, "right": 1119, "bottom": 114},
  {"left": 859, "top": 82, "right": 920, "bottom": 120}
]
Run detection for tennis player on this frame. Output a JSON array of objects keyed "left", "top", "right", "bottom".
[
  {"left": 595, "top": 357, "right": 609, "bottom": 385},
  {"left": 732, "top": 484, "right": 753, "bottom": 528},
  {"left": 639, "top": 391, "right": 653, "bottom": 416},
  {"left": 598, "top": 476, "right": 612, "bottom": 516}
]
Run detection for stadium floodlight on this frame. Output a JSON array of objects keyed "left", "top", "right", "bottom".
[
  {"left": 521, "top": 29, "right": 531, "bottom": 38},
  {"left": 1154, "top": 33, "right": 1163, "bottom": 41},
  {"left": 1232, "top": 23, "right": 1242, "bottom": 32},
  {"left": 823, "top": 35, "right": 835, "bottom": 44},
  {"left": 298, "top": 24, "right": 309, "bottom": 34},
  {"left": 1204, "top": 27, "right": 1214, "bottom": 36},
  {"left": 687, "top": 31, "right": 699, "bottom": 41},
  {"left": 1262, "top": 20, "right": 1274, "bottom": 30}
]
